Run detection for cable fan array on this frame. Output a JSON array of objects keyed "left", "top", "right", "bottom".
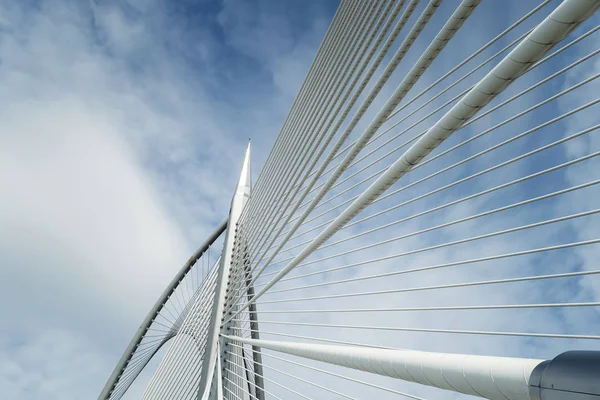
[
  {"left": 99, "top": 0, "right": 600, "bottom": 399},
  {"left": 99, "top": 223, "right": 226, "bottom": 400}
]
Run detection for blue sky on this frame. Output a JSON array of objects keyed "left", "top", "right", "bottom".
[{"left": 1, "top": 0, "right": 599, "bottom": 399}]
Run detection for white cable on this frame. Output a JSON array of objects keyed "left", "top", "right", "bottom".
[
  {"left": 226, "top": 0, "right": 472, "bottom": 318},
  {"left": 277, "top": 41, "right": 600, "bottom": 246},
  {"left": 286, "top": 0, "right": 553, "bottom": 216},
  {"left": 239, "top": 0, "right": 405, "bottom": 268},
  {"left": 236, "top": 0, "right": 394, "bottom": 272},
  {"left": 224, "top": 1, "right": 600, "bottom": 322},
  {"left": 238, "top": 0, "right": 374, "bottom": 246},
  {"left": 231, "top": 321, "right": 600, "bottom": 341}
]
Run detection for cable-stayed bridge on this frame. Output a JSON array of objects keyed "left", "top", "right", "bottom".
[{"left": 99, "top": 0, "right": 600, "bottom": 399}]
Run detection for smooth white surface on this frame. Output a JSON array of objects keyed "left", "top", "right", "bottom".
[
  {"left": 224, "top": 335, "right": 545, "bottom": 400},
  {"left": 198, "top": 143, "right": 253, "bottom": 400}
]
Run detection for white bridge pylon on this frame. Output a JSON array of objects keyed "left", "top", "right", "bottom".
[
  {"left": 197, "top": 142, "right": 254, "bottom": 400},
  {"left": 99, "top": 0, "right": 600, "bottom": 399}
]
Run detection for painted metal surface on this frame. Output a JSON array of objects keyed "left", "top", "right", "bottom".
[
  {"left": 224, "top": 335, "right": 544, "bottom": 400},
  {"left": 198, "top": 143, "right": 252, "bottom": 400}
]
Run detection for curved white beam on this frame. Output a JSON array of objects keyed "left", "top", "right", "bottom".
[{"left": 98, "top": 220, "right": 227, "bottom": 400}]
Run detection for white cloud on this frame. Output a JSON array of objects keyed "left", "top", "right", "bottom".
[{"left": 0, "top": 0, "right": 337, "bottom": 397}]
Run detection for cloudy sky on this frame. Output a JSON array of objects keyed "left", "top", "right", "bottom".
[
  {"left": 1, "top": 0, "right": 599, "bottom": 399},
  {"left": 0, "top": 0, "right": 337, "bottom": 398}
]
